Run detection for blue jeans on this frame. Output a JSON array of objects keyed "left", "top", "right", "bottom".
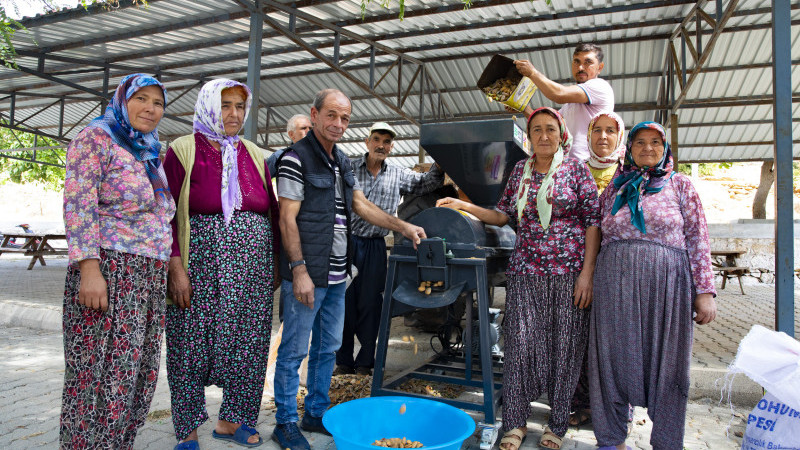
[{"left": 274, "top": 279, "right": 346, "bottom": 424}]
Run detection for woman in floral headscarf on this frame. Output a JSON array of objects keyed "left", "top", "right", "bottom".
[
  {"left": 436, "top": 107, "right": 600, "bottom": 450},
  {"left": 61, "top": 73, "right": 174, "bottom": 449},
  {"left": 588, "top": 121, "right": 716, "bottom": 450},
  {"left": 163, "top": 79, "right": 280, "bottom": 449}
]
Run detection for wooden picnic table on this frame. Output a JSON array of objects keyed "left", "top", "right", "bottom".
[
  {"left": 710, "top": 249, "right": 748, "bottom": 294},
  {"left": 0, "top": 232, "right": 67, "bottom": 270}
]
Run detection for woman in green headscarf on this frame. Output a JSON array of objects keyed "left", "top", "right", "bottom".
[{"left": 436, "top": 107, "right": 600, "bottom": 450}]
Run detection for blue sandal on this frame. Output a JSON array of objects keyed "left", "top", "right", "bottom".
[
  {"left": 174, "top": 440, "right": 199, "bottom": 450},
  {"left": 212, "top": 424, "right": 263, "bottom": 448}
]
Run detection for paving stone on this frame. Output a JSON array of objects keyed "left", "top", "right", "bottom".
[{"left": 1, "top": 254, "right": 798, "bottom": 449}]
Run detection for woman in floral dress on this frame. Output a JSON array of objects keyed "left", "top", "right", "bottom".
[
  {"left": 588, "top": 121, "right": 717, "bottom": 450},
  {"left": 163, "top": 79, "right": 280, "bottom": 449},
  {"left": 436, "top": 107, "right": 600, "bottom": 450},
  {"left": 61, "top": 73, "right": 174, "bottom": 449}
]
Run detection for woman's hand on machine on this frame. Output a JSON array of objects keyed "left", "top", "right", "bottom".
[{"left": 436, "top": 197, "right": 466, "bottom": 211}]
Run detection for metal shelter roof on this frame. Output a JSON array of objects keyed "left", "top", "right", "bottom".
[{"left": 1, "top": 0, "right": 798, "bottom": 166}]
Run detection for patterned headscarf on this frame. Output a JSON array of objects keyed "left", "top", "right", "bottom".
[
  {"left": 192, "top": 79, "right": 253, "bottom": 225},
  {"left": 587, "top": 111, "right": 625, "bottom": 169},
  {"left": 515, "top": 107, "right": 573, "bottom": 230},
  {"left": 610, "top": 121, "right": 675, "bottom": 234},
  {"left": 88, "top": 73, "right": 170, "bottom": 205}
]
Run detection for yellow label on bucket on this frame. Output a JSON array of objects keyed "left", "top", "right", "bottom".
[{"left": 504, "top": 77, "right": 538, "bottom": 112}]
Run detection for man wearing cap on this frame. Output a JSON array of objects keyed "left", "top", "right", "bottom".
[{"left": 334, "top": 122, "right": 445, "bottom": 376}]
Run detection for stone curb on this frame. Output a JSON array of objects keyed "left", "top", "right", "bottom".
[{"left": 0, "top": 300, "right": 61, "bottom": 332}]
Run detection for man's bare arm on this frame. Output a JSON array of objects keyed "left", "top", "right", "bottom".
[
  {"left": 515, "top": 60, "right": 589, "bottom": 104},
  {"left": 351, "top": 190, "right": 425, "bottom": 247}
]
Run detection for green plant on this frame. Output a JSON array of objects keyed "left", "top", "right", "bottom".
[
  {"left": 676, "top": 162, "right": 733, "bottom": 177},
  {"left": 0, "top": 124, "right": 66, "bottom": 191},
  {"left": 360, "top": 0, "right": 546, "bottom": 20}
]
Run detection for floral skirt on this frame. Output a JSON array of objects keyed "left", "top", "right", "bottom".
[
  {"left": 166, "top": 211, "right": 274, "bottom": 440},
  {"left": 60, "top": 248, "right": 167, "bottom": 450}
]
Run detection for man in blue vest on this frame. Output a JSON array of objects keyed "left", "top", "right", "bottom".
[{"left": 271, "top": 89, "right": 426, "bottom": 450}]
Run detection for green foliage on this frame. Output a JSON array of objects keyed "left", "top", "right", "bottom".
[
  {"left": 0, "top": 125, "right": 66, "bottom": 191},
  {"left": 0, "top": 5, "right": 26, "bottom": 68},
  {"left": 676, "top": 162, "right": 733, "bottom": 177},
  {"left": 361, "top": 0, "right": 546, "bottom": 20}
]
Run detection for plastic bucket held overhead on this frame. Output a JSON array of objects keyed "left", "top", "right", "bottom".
[
  {"left": 322, "top": 396, "right": 476, "bottom": 449},
  {"left": 477, "top": 54, "right": 538, "bottom": 112}
]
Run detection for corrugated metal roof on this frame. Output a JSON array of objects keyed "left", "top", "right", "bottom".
[{"left": 1, "top": 0, "right": 797, "bottom": 165}]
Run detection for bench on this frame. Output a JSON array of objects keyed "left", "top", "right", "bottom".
[
  {"left": 716, "top": 266, "right": 749, "bottom": 295},
  {"left": 0, "top": 232, "right": 67, "bottom": 270},
  {"left": 711, "top": 249, "right": 748, "bottom": 295}
]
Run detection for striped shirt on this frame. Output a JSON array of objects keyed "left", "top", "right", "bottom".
[
  {"left": 351, "top": 154, "right": 444, "bottom": 238},
  {"left": 277, "top": 150, "right": 360, "bottom": 284}
]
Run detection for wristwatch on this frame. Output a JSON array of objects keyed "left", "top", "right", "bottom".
[{"left": 289, "top": 259, "right": 306, "bottom": 270}]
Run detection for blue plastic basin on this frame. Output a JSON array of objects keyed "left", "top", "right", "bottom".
[{"left": 322, "top": 396, "right": 476, "bottom": 449}]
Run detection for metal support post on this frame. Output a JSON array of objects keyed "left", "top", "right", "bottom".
[
  {"left": 58, "top": 97, "right": 65, "bottom": 138},
  {"left": 670, "top": 114, "right": 679, "bottom": 164},
  {"left": 680, "top": 35, "right": 687, "bottom": 88},
  {"left": 333, "top": 32, "right": 340, "bottom": 66},
  {"left": 9, "top": 93, "right": 14, "bottom": 125},
  {"left": 369, "top": 45, "right": 376, "bottom": 89},
  {"left": 245, "top": 0, "right": 264, "bottom": 141},
  {"left": 101, "top": 67, "right": 110, "bottom": 112},
  {"left": 771, "top": 0, "right": 794, "bottom": 337}
]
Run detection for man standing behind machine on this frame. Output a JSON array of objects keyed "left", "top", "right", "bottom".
[
  {"left": 514, "top": 43, "right": 614, "bottom": 162},
  {"left": 267, "top": 114, "right": 312, "bottom": 177},
  {"left": 334, "top": 122, "right": 445, "bottom": 376}
]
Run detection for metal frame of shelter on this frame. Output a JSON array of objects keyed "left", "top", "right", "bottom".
[{"left": 0, "top": 0, "right": 795, "bottom": 335}]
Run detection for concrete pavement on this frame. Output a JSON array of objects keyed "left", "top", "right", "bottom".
[{"left": 1, "top": 254, "right": 798, "bottom": 449}]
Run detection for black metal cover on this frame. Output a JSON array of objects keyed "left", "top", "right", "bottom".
[{"left": 420, "top": 118, "right": 529, "bottom": 208}]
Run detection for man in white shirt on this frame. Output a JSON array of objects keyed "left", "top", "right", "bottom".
[{"left": 515, "top": 43, "right": 615, "bottom": 162}]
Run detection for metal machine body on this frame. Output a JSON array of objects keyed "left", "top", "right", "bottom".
[{"left": 370, "top": 118, "right": 529, "bottom": 422}]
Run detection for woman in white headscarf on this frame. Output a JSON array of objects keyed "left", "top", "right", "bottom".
[
  {"left": 163, "top": 79, "right": 280, "bottom": 449},
  {"left": 569, "top": 111, "right": 627, "bottom": 427}
]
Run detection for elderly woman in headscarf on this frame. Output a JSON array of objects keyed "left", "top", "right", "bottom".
[
  {"left": 163, "top": 78, "right": 280, "bottom": 449},
  {"left": 568, "top": 111, "right": 626, "bottom": 427},
  {"left": 61, "top": 73, "right": 174, "bottom": 449},
  {"left": 436, "top": 107, "right": 600, "bottom": 450},
  {"left": 588, "top": 121, "right": 717, "bottom": 450}
]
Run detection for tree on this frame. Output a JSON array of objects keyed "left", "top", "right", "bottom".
[
  {"left": 752, "top": 161, "right": 774, "bottom": 219},
  {"left": 0, "top": 124, "right": 66, "bottom": 191}
]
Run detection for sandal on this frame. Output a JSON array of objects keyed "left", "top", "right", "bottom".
[
  {"left": 499, "top": 427, "right": 527, "bottom": 450},
  {"left": 212, "top": 424, "right": 263, "bottom": 447},
  {"left": 539, "top": 426, "right": 563, "bottom": 449},
  {"left": 568, "top": 408, "right": 592, "bottom": 427}
]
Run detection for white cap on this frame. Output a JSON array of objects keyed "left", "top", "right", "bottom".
[{"left": 369, "top": 122, "right": 397, "bottom": 138}]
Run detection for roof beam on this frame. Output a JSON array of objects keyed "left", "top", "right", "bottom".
[{"left": 669, "top": 0, "right": 740, "bottom": 111}]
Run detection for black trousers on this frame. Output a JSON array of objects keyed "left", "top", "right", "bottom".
[{"left": 335, "top": 235, "right": 387, "bottom": 369}]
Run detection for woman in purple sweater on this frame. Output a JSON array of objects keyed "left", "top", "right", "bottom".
[
  {"left": 162, "top": 79, "right": 280, "bottom": 449},
  {"left": 588, "top": 121, "right": 717, "bottom": 450}
]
